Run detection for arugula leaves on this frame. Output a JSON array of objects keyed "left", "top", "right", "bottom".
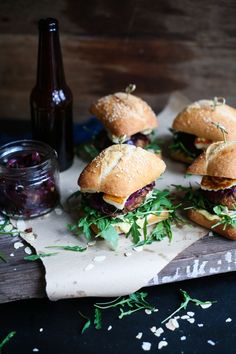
[
  {"left": 162, "top": 289, "right": 216, "bottom": 323},
  {"left": 79, "top": 291, "right": 156, "bottom": 333},
  {"left": 145, "top": 141, "right": 161, "bottom": 154},
  {"left": 76, "top": 142, "right": 99, "bottom": 161},
  {"left": 69, "top": 189, "right": 176, "bottom": 249},
  {"left": 24, "top": 252, "right": 58, "bottom": 261},
  {"left": 79, "top": 311, "right": 92, "bottom": 334},
  {"left": 0, "top": 331, "right": 16, "bottom": 353},
  {"left": 174, "top": 184, "right": 236, "bottom": 230},
  {"left": 0, "top": 251, "right": 7, "bottom": 263},
  {"left": 46, "top": 245, "right": 87, "bottom": 252},
  {"left": 212, "top": 206, "right": 236, "bottom": 229},
  {"left": 169, "top": 130, "right": 198, "bottom": 160}
]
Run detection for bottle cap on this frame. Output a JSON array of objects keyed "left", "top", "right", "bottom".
[{"left": 38, "top": 18, "right": 58, "bottom": 32}]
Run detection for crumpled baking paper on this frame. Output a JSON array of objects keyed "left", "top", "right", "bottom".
[{"left": 20, "top": 92, "right": 207, "bottom": 300}]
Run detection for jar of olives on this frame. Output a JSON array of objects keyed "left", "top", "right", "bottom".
[{"left": 0, "top": 140, "right": 60, "bottom": 219}]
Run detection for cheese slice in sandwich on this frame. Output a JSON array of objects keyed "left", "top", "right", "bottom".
[
  {"left": 200, "top": 176, "right": 236, "bottom": 191},
  {"left": 103, "top": 194, "right": 129, "bottom": 210}
]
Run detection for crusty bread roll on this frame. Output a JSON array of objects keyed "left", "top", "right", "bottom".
[
  {"left": 187, "top": 209, "right": 236, "bottom": 240},
  {"left": 173, "top": 100, "right": 236, "bottom": 141},
  {"left": 91, "top": 211, "right": 169, "bottom": 235},
  {"left": 187, "top": 141, "right": 236, "bottom": 178},
  {"left": 78, "top": 144, "right": 166, "bottom": 197},
  {"left": 90, "top": 92, "right": 157, "bottom": 138}
]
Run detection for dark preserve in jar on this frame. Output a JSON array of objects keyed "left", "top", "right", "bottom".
[
  {"left": 30, "top": 18, "right": 74, "bottom": 172},
  {"left": 0, "top": 140, "right": 60, "bottom": 219}
]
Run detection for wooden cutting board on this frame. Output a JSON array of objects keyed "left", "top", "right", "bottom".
[{"left": 1, "top": 230, "right": 235, "bottom": 303}]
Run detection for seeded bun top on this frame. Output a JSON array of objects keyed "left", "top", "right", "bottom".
[
  {"left": 187, "top": 141, "right": 236, "bottom": 179},
  {"left": 173, "top": 99, "right": 236, "bottom": 141},
  {"left": 78, "top": 144, "right": 166, "bottom": 197},
  {"left": 90, "top": 92, "right": 158, "bottom": 138}
]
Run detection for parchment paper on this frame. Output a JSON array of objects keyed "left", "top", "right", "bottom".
[{"left": 20, "top": 92, "right": 207, "bottom": 300}]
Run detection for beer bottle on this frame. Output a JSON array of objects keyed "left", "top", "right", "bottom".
[{"left": 30, "top": 18, "right": 74, "bottom": 171}]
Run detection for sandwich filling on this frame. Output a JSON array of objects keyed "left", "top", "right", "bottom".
[
  {"left": 170, "top": 131, "right": 212, "bottom": 162},
  {"left": 77, "top": 130, "right": 161, "bottom": 161},
  {"left": 85, "top": 182, "right": 155, "bottom": 216},
  {"left": 177, "top": 177, "right": 236, "bottom": 230},
  {"left": 68, "top": 187, "right": 176, "bottom": 249}
]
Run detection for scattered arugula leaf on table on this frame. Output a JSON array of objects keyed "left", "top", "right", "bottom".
[
  {"left": 0, "top": 331, "right": 16, "bottom": 353},
  {"left": 161, "top": 289, "right": 216, "bottom": 323},
  {"left": 0, "top": 250, "right": 7, "bottom": 263},
  {"left": 79, "top": 311, "right": 91, "bottom": 334}
]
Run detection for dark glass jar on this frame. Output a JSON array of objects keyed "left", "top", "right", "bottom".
[
  {"left": 30, "top": 18, "right": 74, "bottom": 172},
  {"left": 0, "top": 140, "right": 60, "bottom": 219}
]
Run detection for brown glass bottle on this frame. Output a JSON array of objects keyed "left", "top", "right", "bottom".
[{"left": 30, "top": 18, "right": 74, "bottom": 171}]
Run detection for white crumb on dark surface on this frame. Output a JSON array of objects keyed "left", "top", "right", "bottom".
[
  {"left": 200, "top": 303, "right": 212, "bottom": 309},
  {"left": 207, "top": 340, "right": 216, "bottom": 346},
  {"left": 181, "top": 315, "right": 190, "bottom": 320},
  {"left": 142, "top": 342, "right": 151, "bottom": 351},
  {"left": 158, "top": 340, "right": 168, "bottom": 350},
  {"left": 150, "top": 326, "right": 156, "bottom": 333},
  {"left": 226, "top": 318, "right": 232, "bottom": 322},
  {"left": 4, "top": 224, "right": 13, "bottom": 232},
  {"left": 136, "top": 332, "right": 143, "bottom": 339},
  {"left": 145, "top": 309, "right": 152, "bottom": 315},
  {"left": 10, "top": 253, "right": 14, "bottom": 257},
  {"left": 107, "top": 325, "right": 112, "bottom": 331},
  {"left": 14, "top": 241, "right": 24, "bottom": 249},
  {"left": 198, "top": 324, "right": 204, "bottom": 327},
  {"left": 32, "top": 349, "right": 39, "bottom": 352},
  {"left": 165, "top": 318, "right": 179, "bottom": 331},
  {"left": 39, "top": 328, "right": 43, "bottom": 332},
  {"left": 180, "top": 336, "right": 186, "bottom": 341},
  {"left": 187, "top": 311, "right": 195, "bottom": 317},
  {"left": 154, "top": 327, "right": 164, "bottom": 337},
  {"left": 24, "top": 246, "right": 32, "bottom": 255},
  {"left": 187, "top": 318, "right": 195, "bottom": 324}
]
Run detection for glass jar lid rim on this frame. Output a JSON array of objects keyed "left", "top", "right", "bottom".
[{"left": 0, "top": 139, "right": 58, "bottom": 172}]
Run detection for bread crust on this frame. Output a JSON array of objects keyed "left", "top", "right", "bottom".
[
  {"left": 187, "top": 141, "right": 236, "bottom": 178},
  {"left": 187, "top": 209, "right": 236, "bottom": 240},
  {"left": 90, "top": 92, "right": 157, "bottom": 138},
  {"left": 173, "top": 100, "right": 236, "bottom": 141},
  {"left": 78, "top": 144, "right": 166, "bottom": 197}
]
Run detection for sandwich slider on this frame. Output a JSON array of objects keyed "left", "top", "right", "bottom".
[
  {"left": 90, "top": 90, "right": 159, "bottom": 152},
  {"left": 76, "top": 144, "right": 175, "bottom": 248},
  {"left": 170, "top": 97, "right": 236, "bottom": 164},
  {"left": 186, "top": 141, "right": 236, "bottom": 240}
]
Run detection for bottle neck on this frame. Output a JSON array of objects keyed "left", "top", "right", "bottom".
[{"left": 36, "top": 20, "right": 66, "bottom": 89}]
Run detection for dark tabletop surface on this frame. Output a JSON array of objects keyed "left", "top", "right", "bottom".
[{"left": 1, "top": 119, "right": 236, "bottom": 354}]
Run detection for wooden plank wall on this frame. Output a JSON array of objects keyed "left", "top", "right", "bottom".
[{"left": 0, "top": 0, "right": 236, "bottom": 122}]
